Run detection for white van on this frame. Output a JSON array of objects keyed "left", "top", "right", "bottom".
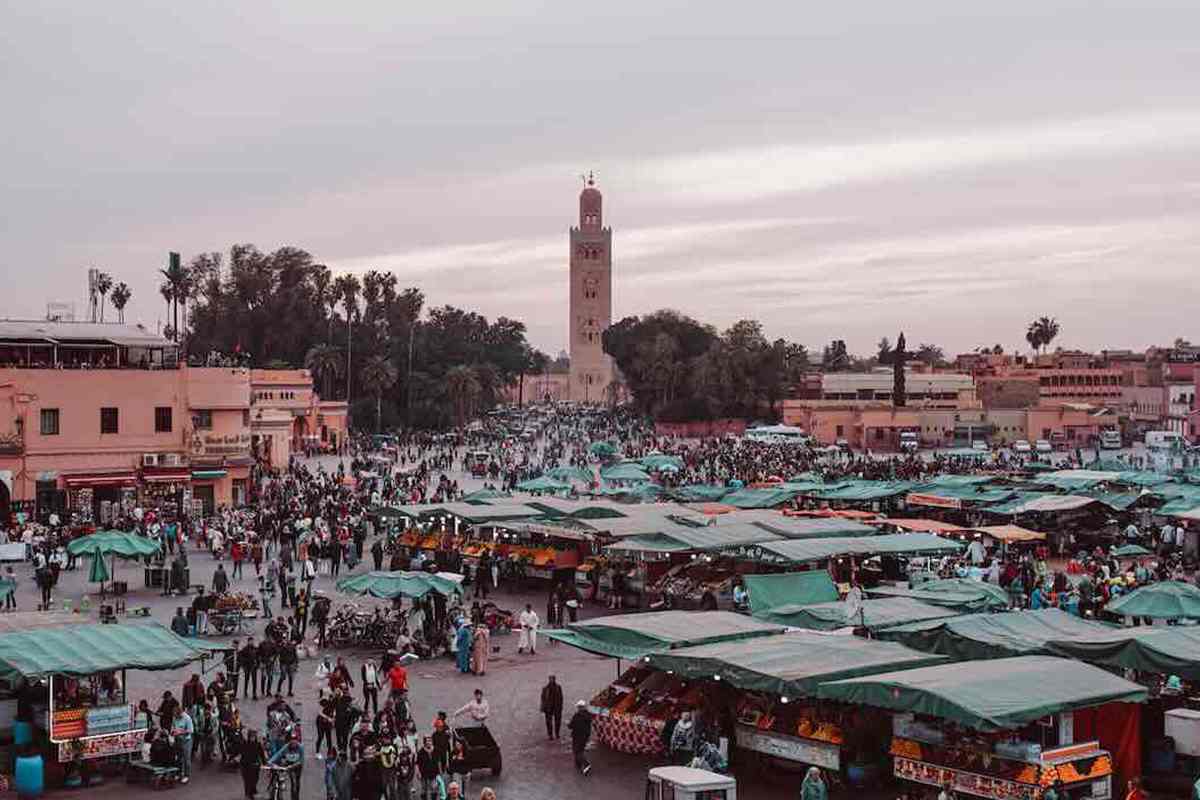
[
  {"left": 1145, "top": 430, "right": 1185, "bottom": 451},
  {"left": 645, "top": 767, "right": 737, "bottom": 800},
  {"left": 899, "top": 431, "right": 920, "bottom": 452},
  {"left": 1100, "top": 430, "right": 1122, "bottom": 450}
]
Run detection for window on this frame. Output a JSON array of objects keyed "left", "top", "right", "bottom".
[
  {"left": 835, "top": 425, "right": 845, "bottom": 437},
  {"left": 194, "top": 410, "right": 213, "bottom": 430},
  {"left": 242, "top": 409, "right": 251, "bottom": 427},
  {"left": 40, "top": 408, "right": 60, "bottom": 436},
  {"left": 155, "top": 406, "right": 173, "bottom": 433},
  {"left": 100, "top": 407, "right": 119, "bottom": 434}
]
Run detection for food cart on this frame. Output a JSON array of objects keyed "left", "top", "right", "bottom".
[
  {"left": 646, "top": 766, "right": 737, "bottom": 800},
  {"left": 0, "top": 621, "right": 207, "bottom": 788},
  {"left": 815, "top": 655, "right": 1147, "bottom": 799}
]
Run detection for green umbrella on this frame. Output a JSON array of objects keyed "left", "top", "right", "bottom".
[
  {"left": 88, "top": 554, "right": 111, "bottom": 583},
  {"left": 1106, "top": 581, "right": 1200, "bottom": 620},
  {"left": 67, "top": 531, "right": 160, "bottom": 591},
  {"left": 588, "top": 441, "right": 618, "bottom": 458},
  {"left": 515, "top": 476, "right": 571, "bottom": 493},
  {"left": 336, "top": 570, "right": 462, "bottom": 600},
  {"left": 547, "top": 466, "right": 594, "bottom": 484},
  {"left": 1111, "top": 543, "right": 1152, "bottom": 558}
]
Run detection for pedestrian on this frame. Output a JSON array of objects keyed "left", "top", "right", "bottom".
[
  {"left": 449, "top": 741, "right": 469, "bottom": 793},
  {"left": 240, "top": 729, "right": 268, "bottom": 800},
  {"left": 478, "top": 789, "right": 495, "bottom": 800},
  {"left": 362, "top": 658, "right": 382, "bottom": 716},
  {"left": 455, "top": 622, "right": 474, "bottom": 674},
  {"left": 417, "top": 737, "right": 442, "bottom": 800},
  {"left": 453, "top": 689, "right": 489, "bottom": 728},
  {"left": 395, "top": 734, "right": 416, "bottom": 800},
  {"left": 277, "top": 637, "right": 298, "bottom": 696},
  {"left": 517, "top": 603, "right": 539, "bottom": 655},
  {"left": 240, "top": 636, "right": 260, "bottom": 701},
  {"left": 171, "top": 706, "right": 194, "bottom": 784},
  {"left": 568, "top": 700, "right": 592, "bottom": 775},
  {"left": 802, "top": 766, "right": 828, "bottom": 800},
  {"left": 378, "top": 733, "right": 398, "bottom": 800},
  {"left": 470, "top": 624, "right": 490, "bottom": 676},
  {"left": 540, "top": 675, "right": 563, "bottom": 739},
  {"left": 372, "top": 538, "right": 384, "bottom": 571},
  {"left": 316, "top": 691, "right": 334, "bottom": 754}
]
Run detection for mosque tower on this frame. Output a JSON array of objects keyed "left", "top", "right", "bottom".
[{"left": 568, "top": 173, "right": 614, "bottom": 403}]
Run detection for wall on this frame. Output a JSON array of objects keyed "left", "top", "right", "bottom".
[
  {"left": 654, "top": 419, "right": 746, "bottom": 438},
  {"left": 977, "top": 376, "right": 1041, "bottom": 409}
]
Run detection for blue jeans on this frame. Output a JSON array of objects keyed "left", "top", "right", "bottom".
[{"left": 178, "top": 736, "right": 192, "bottom": 777}]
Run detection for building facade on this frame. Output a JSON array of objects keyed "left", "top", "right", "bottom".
[{"left": 568, "top": 175, "right": 615, "bottom": 403}]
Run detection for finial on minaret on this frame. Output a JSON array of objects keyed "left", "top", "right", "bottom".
[{"left": 581, "top": 170, "right": 595, "bottom": 187}]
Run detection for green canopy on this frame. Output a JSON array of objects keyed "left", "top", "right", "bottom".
[
  {"left": 605, "top": 534, "right": 695, "bottom": 554},
  {"left": 1111, "top": 543, "right": 1152, "bottom": 558},
  {"left": 515, "top": 476, "right": 572, "bottom": 493},
  {"left": 546, "top": 466, "right": 594, "bottom": 484},
  {"left": 542, "top": 610, "right": 786, "bottom": 660},
  {"left": 754, "top": 517, "right": 879, "bottom": 539},
  {"left": 460, "top": 488, "right": 512, "bottom": 503},
  {"left": 811, "top": 481, "right": 915, "bottom": 502},
  {"left": 1105, "top": 581, "right": 1200, "bottom": 620},
  {"left": 866, "top": 585, "right": 1007, "bottom": 614},
  {"left": 336, "top": 571, "right": 462, "bottom": 600},
  {"left": 744, "top": 571, "right": 838, "bottom": 615},
  {"left": 758, "top": 597, "right": 962, "bottom": 631},
  {"left": 983, "top": 494, "right": 1099, "bottom": 515},
  {"left": 601, "top": 462, "right": 652, "bottom": 483},
  {"left": 88, "top": 554, "right": 111, "bottom": 583},
  {"left": 815, "top": 655, "right": 1147, "bottom": 732},
  {"left": 0, "top": 622, "right": 207, "bottom": 684},
  {"left": 729, "top": 533, "right": 963, "bottom": 565},
  {"left": 370, "top": 504, "right": 414, "bottom": 518},
  {"left": 1048, "top": 627, "right": 1200, "bottom": 679},
  {"left": 916, "top": 578, "right": 1011, "bottom": 608},
  {"left": 875, "top": 608, "right": 1114, "bottom": 659},
  {"left": 589, "top": 441, "right": 618, "bottom": 458},
  {"left": 668, "top": 485, "right": 730, "bottom": 503},
  {"left": 67, "top": 531, "right": 161, "bottom": 558},
  {"left": 639, "top": 454, "right": 685, "bottom": 472},
  {"left": 719, "top": 488, "right": 800, "bottom": 509},
  {"left": 1084, "top": 491, "right": 1142, "bottom": 511},
  {"left": 646, "top": 632, "right": 949, "bottom": 697}
]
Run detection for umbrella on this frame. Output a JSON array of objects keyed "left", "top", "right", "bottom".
[
  {"left": 461, "top": 488, "right": 512, "bottom": 503},
  {"left": 1111, "top": 544, "right": 1152, "bottom": 558},
  {"left": 336, "top": 570, "right": 463, "bottom": 600},
  {"left": 547, "top": 466, "right": 594, "bottom": 484},
  {"left": 600, "top": 462, "right": 652, "bottom": 483},
  {"left": 1106, "top": 581, "right": 1200, "bottom": 620},
  {"left": 588, "top": 441, "right": 618, "bottom": 458},
  {"left": 656, "top": 463, "right": 681, "bottom": 474},
  {"left": 516, "top": 476, "right": 572, "bottom": 493},
  {"left": 67, "top": 531, "right": 161, "bottom": 592}
]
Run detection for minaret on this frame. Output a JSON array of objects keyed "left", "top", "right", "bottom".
[{"left": 568, "top": 173, "right": 614, "bottom": 403}]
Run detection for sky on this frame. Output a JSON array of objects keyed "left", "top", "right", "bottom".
[{"left": 3, "top": 1, "right": 1199, "bottom": 357}]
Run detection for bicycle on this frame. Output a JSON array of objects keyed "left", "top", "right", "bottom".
[{"left": 263, "top": 764, "right": 294, "bottom": 800}]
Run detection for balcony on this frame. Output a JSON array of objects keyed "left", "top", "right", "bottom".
[{"left": 0, "top": 432, "right": 23, "bottom": 455}]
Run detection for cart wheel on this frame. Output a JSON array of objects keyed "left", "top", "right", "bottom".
[{"left": 491, "top": 755, "right": 502, "bottom": 777}]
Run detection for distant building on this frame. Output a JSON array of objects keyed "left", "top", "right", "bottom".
[{"left": 568, "top": 175, "right": 615, "bottom": 403}]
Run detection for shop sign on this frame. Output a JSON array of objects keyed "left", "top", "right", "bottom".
[
  {"left": 56, "top": 729, "right": 144, "bottom": 761},
  {"left": 736, "top": 725, "right": 840, "bottom": 770},
  {"left": 905, "top": 493, "right": 963, "bottom": 510},
  {"left": 896, "top": 757, "right": 1038, "bottom": 800},
  {"left": 191, "top": 432, "right": 251, "bottom": 457}
]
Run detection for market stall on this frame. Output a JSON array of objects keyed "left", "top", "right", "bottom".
[
  {"left": 0, "top": 622, "right": 207, "bottom": 786},
  {"left": 757, "top": 596, "right": 962, "bottom": 633},
  {"left": 816, "top": 655, "right": 1148, "bottom": 799},
  {"left": 723, "top": 533, "right": 964, "bottom": 586},
  {"left": 866, "top": 578, "right": 1010, "bottom": 614},
  {"left": 1103, "top": 580, "right": 1200, "bottom": 622},
  {"left": 875, "top": 608, "right": 1119, "bottom": 660}
]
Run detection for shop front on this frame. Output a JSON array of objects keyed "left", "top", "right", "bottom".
[
  {"left": 61, "top": 472, "right": 137, "bottom": 525},
  {"left": 139, "top": 466, "right": 191, "bottom": 516}
]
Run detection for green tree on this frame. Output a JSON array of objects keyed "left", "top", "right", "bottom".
[
  {"left": 445, "top": 365, "right": 481, "bottom": 426},
  {"left": 1026, "top": 316, "right": 1061, "bottom": 355},
  {"left": 110, "top": 282, "right": 131, "bottom": 323},
  {"left": 915, "top": 343, "right": 945, "bottom": 367},
  {"left": 822, "top": 339, "right": 850, "bottom": 372},
  {"left": 894, "top": 332, "right": 907, "bottom": 407},
  {"left": 305, "top": 344, "right": 344, "bottom": 400},
  {"left": 95, "top": 272, "right": 113, "bottom": 322},
  {"left": 358, "top": 354, "right": 398, "bottom": 432}
]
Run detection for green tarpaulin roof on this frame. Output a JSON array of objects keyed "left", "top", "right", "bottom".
[
  {"left": 542, "top": 610, "right": 786, "bottom": 659},
  {"left": 434, "top": 502, "right": 545, "bottom": 523},
  {"left": 728, "top": 533, "right": 963, "bottom": 565},
  {"left": 0, "top": 622, "right": 207, "bottom": 683},
  {"left": 753, "top": 517, "right": 878, "bottom": 539},
  {"left": 546, "top": 466, "right": 595, "bottom": 483},
  {"left": 816, "top": 655, "right": 1147, "bottom": 732},
  {"left": 915, "top": 578, "right": 1011, "bottom": 608},
  {"left": 1110, "top": 544, "right": 1153, "bottom": 558},
  {"left": 605, "top": 534, "right": 694, "bottom": 554},
  {"left": 459, "top": 488, "right": 512, "bottom": 503},
  {"left": 719, "top": 488, "right": 800, "bottom": 509},
  {"left": 919, "top": 475, "right": 998, "bottom": 488},
  {"left": 336, "top": 571, "right": 463, "bottom": 600},
  {"left": 1105, "top": 581, "right": 1200, "bottom": 620},
  {"left": 606, "top": 524, "right": 781, "bottom": 553},
  {"left": 757, "top": 597, "right": 962, "bottom": 631},
  {"left": 1083, "top": 491, "right": 1142, "bottom": 511},
  {"left": 639, "top": 454, "right": 685, "bottom": 472},
  {"left": 875, "top": 608, "right": 1115, "bottom": 659},
  {"left": 66, "top": 531, "right": 161, "bottom": 558},
  {"left": 811, "top": 481, "right": 915, "bottom": 501},
  {"left": 669, "top": 485, "right": 731, "bottom": 503},
  {"left": 647, "top": 631, "right": 950, "bottom": 697},
  {"left": 1048, "top": 627, "right": 1200, "bottom": 679},
  {"left": 744, "top": 571, "right": 839, "bottom": 616},
  {"left": 907, "top": 485, "right": 1016, "bottom": 504},
  {"left": 515, "top": 476, "right": 571, "bottom": 493},
  {"left": 601, "top": 462, "right": 653, "bottom": 483},
  {"left": 983, "top": 494, "right": 1099, "bottom": 515},
  {"left": 866, "top": 585, "right": 1008, "bottom": 614}
]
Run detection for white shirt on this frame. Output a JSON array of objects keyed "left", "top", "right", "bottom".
[
  {"left": 455, "top": 698, "right": 489, "bottom": 725},
  {"left": 518, "top": 609, "right": 539, "bottom": 631}
]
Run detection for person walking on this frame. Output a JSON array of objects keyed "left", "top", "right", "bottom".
[
  {"left": 240, "top": 729, "right": 268, "bottom": 800},
  {"left": 540, "top": 675, "right": 563, "bottom": 739},
  {"left": 395, "top": 735, "right": 416, "bottom": 800},
  {"left": 453, "top": 689, "right": 489, "bottom": 728},
  {"left": 517, "top": 604, "right": 539, "bottom": 655},
  {"left": 171, "top": 706, "right": 195, "bottom": 784},
  {"left": 372, "top": 538, "right": 384, "bottom": 571},
  {"left": 277, "top": 638, "right": 298, "bottom": 696},
  {"left": 801, "top": 767, "right": 828, "bottom": 800},
  {"left": 213, "top": 563, "right": 230, "bottom": 595},
  {"left": 470, "top": 624, "right": 490, "bottom": 676},
  {"left": 568, "top": 700, "right": 593, "bottom": 775},
  {"left": 232, "top": 541, "right": 245, "bottom": 580},
  {"left": 416, "top": 737, "right": 441, "bottom": 800},
  {"left": 239, "top": 636, "right": 260, "bottom": 701},
  {"left": 361, "top": 658, "right": 382, "bottom": 716}
]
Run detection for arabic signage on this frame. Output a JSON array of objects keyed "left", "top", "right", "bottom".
[
  {"left": 191, "top": 432, "right": 251, "bottom": 457},
  {"left": 895, "top": 757, "right": 1111, "bottom": 800},
  {"left": 736, "top": 725, "right": 840, "bottom": 770}
]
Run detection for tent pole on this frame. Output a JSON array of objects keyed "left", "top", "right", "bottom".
[{"left": 616, "top": 657, "right": 621, "bottom": 679}]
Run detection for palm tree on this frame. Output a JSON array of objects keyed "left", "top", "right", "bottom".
[
  {"left": 159, "top": 253, "right": 189, "bottom": 342},
  {"left": 95, "top": 272, "right": 113, "bottom": 322},
  {"left": 1025, "top": 316, "right": 1061, "bottom": 355},
  {"left": 333, "top": 274, "right": 361, "bottom": 402},
  {"left": 110, "top": 282, "right": 132, "bottom": 323},
  {"left": 159, "top": 282, "right": 174, "bottom": 338},
  {"left": 358, "top": 355, "right": 398, "bottom": 432},
  {"left": 305, "top": 344, "right": 344, "bottom": 400},
  {"left": 444, "top": 365, "right": 481, "bottom": 427}
]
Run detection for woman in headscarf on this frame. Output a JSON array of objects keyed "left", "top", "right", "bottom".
[
  {"left": 471, "top": 623, "right": 490, "bottom": 676},
  {"left": 801, "top": 766, "right": 827, "bottom": 800},
  {"left": 455, "top": 621, "right": 473, "bottom": 674}
]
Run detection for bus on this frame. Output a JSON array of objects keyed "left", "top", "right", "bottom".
[{"left": 1145, "top": 430, "right": 1185, "bottom": 451}]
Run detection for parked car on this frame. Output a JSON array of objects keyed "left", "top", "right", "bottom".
[
  {"left": 1013, "top": 440, "right": 1032, "bottom": 453},
  {"left": 971, "top": 440, "right": 989, "bottom": 452},
  {"left": 1035, "top": 439, "right": 1053, "bottom": 453}
]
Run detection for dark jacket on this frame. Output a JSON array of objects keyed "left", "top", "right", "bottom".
[
  {"left": 238, "top": 643, "right": 260, "bottom": 671},
  {"left": 416, "top": 748, "right": 439, "bottom": 779},
  {"left": 568, "top": 708, "right": 592, "bottom": 746},
  {"left": 540, "top": 681, "right": 563, "bottom": 714}
]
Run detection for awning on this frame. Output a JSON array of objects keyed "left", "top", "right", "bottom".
[
  {"left": 866, "top": 585, "right": 1009, "bottom": 614},
  {"left": 880, "top": 519, "right": 967, "bottom": 534},
  {"left": 1048, "top": 627, "right": 1200, "bottom": 679},
  {"left": 983, "top": 494, "right": 1100, "bottom": 515},
  {"left": 646, "top": 631, "right": 949, "bottom": 697},
  {"left": 970, "top": 524, "right": 1046, "bottom": 542},
  {"left": 142, "top": 467, "right": 191, "bottom": 483},
  {"left": 744, "top": 571, "right": 839, "bottom": 616},
  {"left": 0, "top": 622, "right": 208, "bottom": 684},
  {"left": 753, "top": 517, "right": 878, "bottom": 539},
  {"left": 875, "top": 608, "right": 1116, "bottom": 659},
  {"left": 727, "top": 533, "right": 963, "bottom": 565},
  {"left": 543, "top": 610, "right": 786, "bottom": 660},
  {"left": 62, "top": 471, "right": 137, "bottom": 488},
  {"left": 815, "top": 655, "right": 1147, "bottom": 732},
  {"left": 757, "top": 597, "right": 962, "bottom": 632},
  {"left": 191, "top": 469, "right": 228, "bottom": 480},
  {"left": 1104, "top": 581, "right": 1200, "bottom": 620}
]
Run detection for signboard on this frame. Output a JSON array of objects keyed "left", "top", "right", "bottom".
[
  {"left": 190, "top": 432, "right": 251, "bottom": 457},
  {"left": 57, "top": 730, "right": 144, "bottom": 761},
  {"left": 895, "top": 756, "right": 1030, "bottom": 799},
  {"left": 736, "top": 724, "right": 840, "bottom": 770},
  {"left": 905, "top": 493, "right": 963, "bottom": 510}
]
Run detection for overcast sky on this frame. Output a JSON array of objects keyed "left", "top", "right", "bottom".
[{"left": 4, "top": 1, "right": 1198, "bottom": 357}]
